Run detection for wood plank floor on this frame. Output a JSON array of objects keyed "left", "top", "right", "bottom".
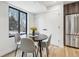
[
  {"left": 3, "top": 45, "right": 79, "bottom": 57},
  {"left": 48, "top": 45, "right": 79, "bottom": 57}
]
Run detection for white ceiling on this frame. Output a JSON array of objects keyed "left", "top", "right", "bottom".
[
  {"left": 39, "top": 1, "right": 75, "bottom": 8},
  {"left": 8, "top": 1, "right": 47, "bottom": 14},
  {"left": 39, "top": 1, "right": 62, "bottom": 8},
  {"left": 8, "top": 1, "right": 75, "bottom": 14}
]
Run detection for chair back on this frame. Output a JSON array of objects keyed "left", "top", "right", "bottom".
[
  {"left": 15, "top": 33, "right": 21, "bottom": 43},
  {"left": 47, "top": 34, "right": 52, "bottom": 46},
  {"left": 21, "top": 38, "right": 35, "bottom": 53}
]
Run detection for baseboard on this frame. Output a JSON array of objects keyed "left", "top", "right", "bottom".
[
  {"left": 1, "top": 49, "right": 16, "bottom": 57},
  {"left": 65, "top": 45, "right": 79, "bottom": 49}
]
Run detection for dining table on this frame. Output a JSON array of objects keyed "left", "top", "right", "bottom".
[{"left": 29, "top": 34, "right": 48, "bottom": 57}]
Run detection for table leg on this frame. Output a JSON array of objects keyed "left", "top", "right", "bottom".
[
  {"left": 32, "top": 37, "right": 35, "bottom": 40},
  {"left": 39, "top": 41, "right": 42, "bottom": 57}
]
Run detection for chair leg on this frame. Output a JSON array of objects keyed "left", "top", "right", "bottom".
[
  {"left": 46, "top": 47, "right": 49, "bottom": 57},
  {"left": 42, "top": 47, "right": 43, "bottom": 50},
  {"left": 26, "top": 53, "right": 27, "bottom": 57},
  {"left": 36, "top": 47, "right": 40, "bottom": 57},
  {"left": 36, "top": 48, "right": 38, "bottom": 57},
  {"left": 22, "top": 51, "right": 24, "bottom": 57},
  {"left": 15, "top": 45, "right": 18, "bottom": 56},
  {"left": 35, "top": 51, "right": 37, "bottom": 57},
  {"left": 33, "top": 52, "right": 37, "bottom": 57},
  {"left": 33, "top": 53, "right": 34, "bottom": 57},
  {"left": 36, "top": 50, "right": 38, "bottom": 57}
]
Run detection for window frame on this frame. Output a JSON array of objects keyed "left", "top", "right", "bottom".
[{"left": 9, "top": 6, "right": 27, "bottom": 37}]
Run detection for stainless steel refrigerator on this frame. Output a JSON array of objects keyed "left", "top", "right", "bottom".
[{"left": 65, "top": 14, "right": 79, "bottom": 48}]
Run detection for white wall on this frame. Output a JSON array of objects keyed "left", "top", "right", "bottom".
[
  {"left": 0, "top": 2, "right": 12, "bottom": 56},
  {"left": 28, "top": 13, "right": 35, "bottom": 33},
  {"left": 35, "top": 4, "right": 64, "bottom": 47},
  {"left": 0, "top": 1, "right": 35, "bottom": 56}
]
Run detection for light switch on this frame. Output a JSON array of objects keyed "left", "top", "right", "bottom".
[{"left": 58, "top": 26, "right": 60, "bottom": 29}]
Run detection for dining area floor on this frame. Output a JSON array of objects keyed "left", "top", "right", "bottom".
[{"left": 3, "top": 45, "right": 79, "bottom": 57}]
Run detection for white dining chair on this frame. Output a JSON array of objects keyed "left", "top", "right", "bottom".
[
  {"left": 15, "top": 33, "right": 21, "bottom": 56},
  {"left": 20, "top": 38, "right": 38, "bottom": 57},
  {"left": 39, "top": 34, "right": 52, "bottom": 57}
]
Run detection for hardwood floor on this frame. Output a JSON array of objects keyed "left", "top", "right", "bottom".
[
  {"left": 3, "top": 45, "right": 79, "bottom": 57},
  {"left": 49, "top": 45, "right": 79, "bottom": 57}
]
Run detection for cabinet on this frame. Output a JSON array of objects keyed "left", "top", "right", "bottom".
[
  {"left": 64, "top": 2, "right": 79, "bottom": 15},
  {"left": 64, "top": 2, "right": 79, "bottom": 48}
]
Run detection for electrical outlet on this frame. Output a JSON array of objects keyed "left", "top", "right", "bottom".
[
  {"left": 58, "top": 26, "right": 60, "bottom": 29},
  {"left": 58, "top": 40, "right": 60, "bottom": 43}
]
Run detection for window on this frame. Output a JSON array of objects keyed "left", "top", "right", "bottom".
[
  {"left": 9, "top": 6, "right": 27, "bottom": 37},
  {"left": 20, "top": 12, "right": 27, "bottom": 34}
]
